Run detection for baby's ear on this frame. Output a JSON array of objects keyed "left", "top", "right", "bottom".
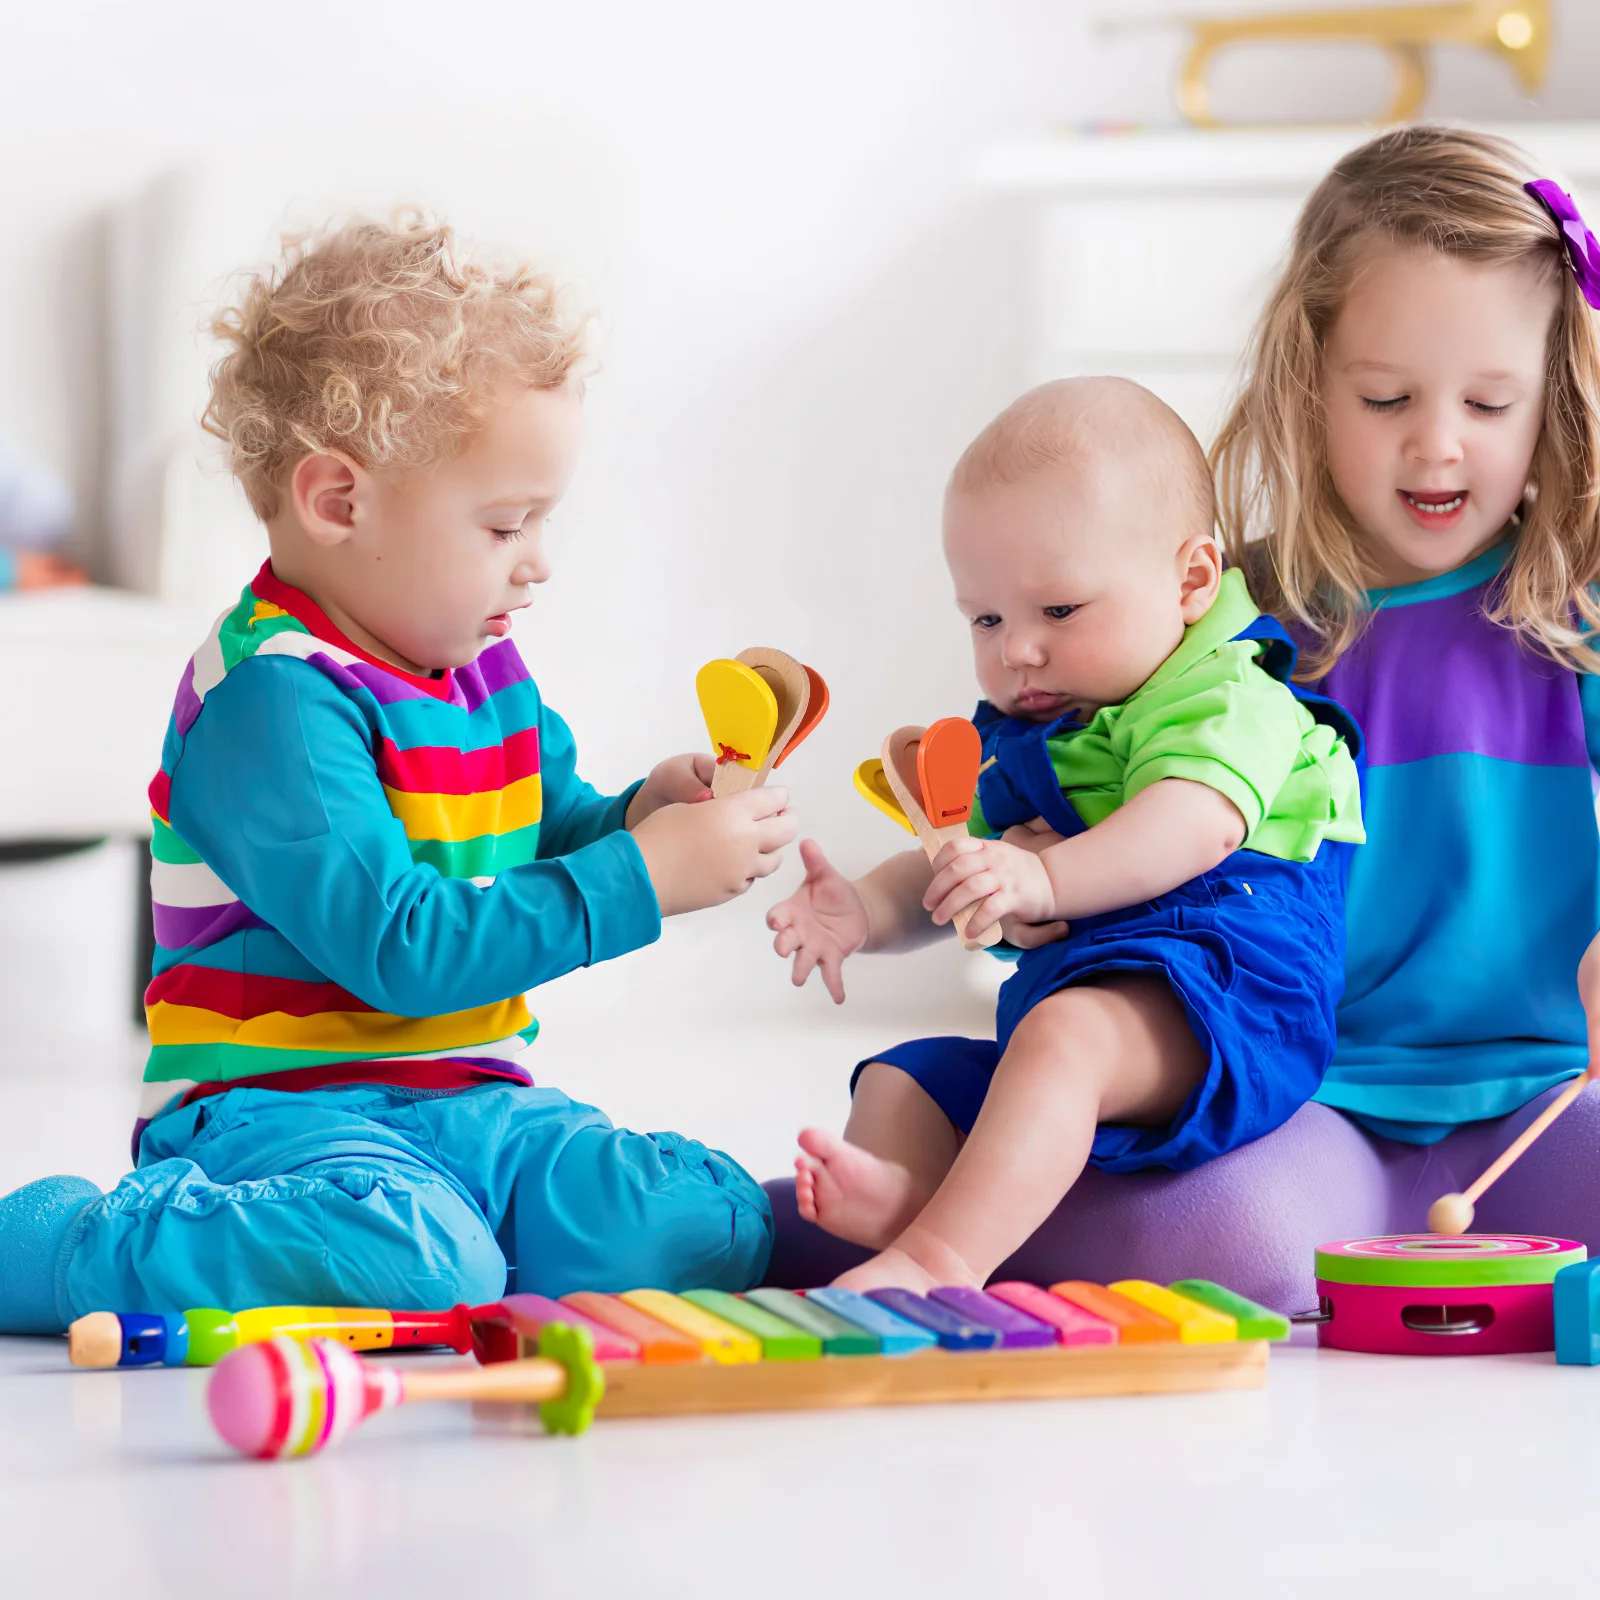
[
  {"left": 290, "top": 452, "right": 361, "bottom": 546},
  {"left": 1177, "top": 534, "right": 1223, "bottom": 622}
]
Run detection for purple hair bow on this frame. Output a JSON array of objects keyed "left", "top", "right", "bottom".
[{"left": 1525, "top": 178, "right": 1600, "bottom": 310}]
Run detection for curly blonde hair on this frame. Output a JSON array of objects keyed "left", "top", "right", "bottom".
[
  {"left": 1211, "top": 124, "right": 1600, "bottom": 678},
  {"left": 204, "top": 212, "right": 590, "bottom": 519}
]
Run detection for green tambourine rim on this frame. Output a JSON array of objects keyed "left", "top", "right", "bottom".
[{"left": 1315, "top": 1235, "right": 1587, "bottom": 1287}]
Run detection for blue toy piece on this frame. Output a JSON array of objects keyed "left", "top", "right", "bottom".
[
  {"left": 805, "top": 1288, "right": 937, "bottom": 1355},
  {"left": 1553, "top": 1258, "right": 1600, "bottom": 1366},
  {"left": 118, "top": 1311, "right": 190, "bottom": 1367},
  {"left": 865, "top": 1287, "right": 1001, "bottom": 1351}
]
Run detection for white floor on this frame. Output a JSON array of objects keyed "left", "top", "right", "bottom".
[
  {"left": 5, "top": 1332, "right": 1600, "bottom": 1599},
  {"left": 5, "top": 987, "right": 1600, "bottom": 1597}
]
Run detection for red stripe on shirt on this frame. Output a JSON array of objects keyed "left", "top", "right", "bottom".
[
  {"left": 146, "top": 964, "right": 380, "bottom": 1020},
  {"left": 375, "top": 726, "right": 541, "bottom": 796}
]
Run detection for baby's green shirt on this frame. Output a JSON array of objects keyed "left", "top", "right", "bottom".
[{"left": 970, "top": 568, "right": 1365, "bottom": 862}]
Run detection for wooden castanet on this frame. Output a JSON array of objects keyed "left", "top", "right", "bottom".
[
  {"left": 878, "top": 720, "right": 1000, "bottom": 951},
  {"left": 697, "top": 648, "right": 828, "bottom": 796}
]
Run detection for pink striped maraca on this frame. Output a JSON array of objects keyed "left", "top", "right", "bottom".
[{"left": 207, "top": 1324, "right": 604, "bottom": 1459}]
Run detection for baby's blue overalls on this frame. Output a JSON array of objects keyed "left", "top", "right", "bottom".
[{"left": 858, "top": 617, "right": 1365, "bottom": 1173}]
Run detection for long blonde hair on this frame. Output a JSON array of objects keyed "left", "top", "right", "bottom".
[{"left": 1211, "top": 124, "right": 1600, "bottom": 678}]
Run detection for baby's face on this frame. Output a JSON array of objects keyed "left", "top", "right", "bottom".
[
  {"left": 944, "top": 461, "right": 1200, "bottom": 723},
  {"left": 350, "top": 382, "right": 584, "bottom": 671}
]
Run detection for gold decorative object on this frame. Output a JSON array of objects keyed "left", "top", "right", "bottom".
[{"left": 1112, "top": 1, "right": 1550, "bottom": 128}]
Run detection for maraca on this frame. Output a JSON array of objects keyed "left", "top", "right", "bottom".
[
  {"left": 207, "top": 1322, "right": 604, "bottom": 1459},
  {"left": 696, "top": 647, "right": 828, "bottom": 796}
]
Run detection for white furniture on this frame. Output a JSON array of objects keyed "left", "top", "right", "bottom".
[{"left": 975, "top": 123, "right": 1600, "bottom": 446}]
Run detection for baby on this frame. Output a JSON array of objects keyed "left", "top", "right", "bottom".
[
  {"left": 768, "top": 377, "right": 1365, "bottom": 1292},
  {"left": 0, "top": 216, "right": 793, "bottom": 1330}
]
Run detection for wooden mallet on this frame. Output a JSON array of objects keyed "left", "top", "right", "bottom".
[{"left": 1428, "top": 1067, "right": 1597, "bottom": 1235}]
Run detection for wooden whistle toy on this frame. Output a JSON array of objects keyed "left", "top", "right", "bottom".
[
  {"left": 696, "top": 648, "right": 829, "bottom": 797},
  {"left": 854, "top": 717, "right": 1000, "bottom": 950},
  {"left": 68, "top": 1303, "right": 476, "bottom": 1368}
]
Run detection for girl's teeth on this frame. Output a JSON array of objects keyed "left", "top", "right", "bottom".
[{"left": 1406, "top": 492, "right": 1464, "bottom": 514}]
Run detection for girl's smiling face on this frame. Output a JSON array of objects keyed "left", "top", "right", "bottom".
[{"left": 1321, "top": 245, "right": 1558, "bottom": 587}]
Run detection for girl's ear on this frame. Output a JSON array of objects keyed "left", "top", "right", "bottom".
[
  {"left": 290, "top": 452, "right": 364, "bottom": 548},
  {"left": 1177, "top": 534, "right": 1224, "bottom": 623}
]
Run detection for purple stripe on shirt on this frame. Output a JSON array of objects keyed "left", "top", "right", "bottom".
[
  {"left": 1313, "top": 582, "right": 1588, "bottom": 769},
  {"left": 458, "top": 643, "right": 532, "bottom": 714},
  {"left": 153, "top": 899, "right": 268, "bottom": 952},
  {"left": 173, "top": 657, "right": 202, "bottom": 737}
]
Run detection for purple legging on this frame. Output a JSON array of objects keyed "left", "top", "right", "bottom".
[{"left": 761, "top": 1081, "right": 1600, "bottom": 1311}]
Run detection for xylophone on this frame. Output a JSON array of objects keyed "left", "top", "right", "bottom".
[
  {"left": 208, "top": 1277, "right": 1290, "bottom": 1458},
  {"left": 1313, "top": 1234, "right": 1587, "bottom": 1355},
  {"left": 68, "top": 1304, "right": 475, "bottom": 1368}
]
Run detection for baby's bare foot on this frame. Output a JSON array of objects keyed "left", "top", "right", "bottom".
[
  {"left": 793, "top": 1127, "right": 924, "bottom": 1249},
  {"left": 831, "top": 1226, "right": 984, "bottom": 1294},
  {"left": 830, "top": 1245, "right": 944, "bottom": 1294}
]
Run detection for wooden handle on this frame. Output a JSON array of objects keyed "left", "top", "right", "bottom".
[
  {"left": 401, "top": 1357, "right": 567, "bottom": 1406},
  {"left": 1463, "top": 1071, "right": 1593, "bottom": 1205}
]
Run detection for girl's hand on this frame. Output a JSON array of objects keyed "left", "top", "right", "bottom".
[
  {"left": 767, "top": 839, "right": 871, "bottom": 1004},
  {"left": 625, "top": 752, "right": 717, "bottom": 827},
  {"left": 923, "top": 836, "right": 1061, "bottom": 942}
]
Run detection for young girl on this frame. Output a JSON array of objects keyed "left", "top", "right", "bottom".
[{"left": 763, "top": 124, "right": 1600, "bottom": 1309}]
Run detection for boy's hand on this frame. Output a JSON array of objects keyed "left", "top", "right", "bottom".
[
  {"left": 632, "top": 787, "right": 796, "bottom": 916},
  {"left": 766, "top": 840, "right": 870, "bottom": 1004},
  {"left": 924, "top": 836, "right": 1064, "bottom": 943},
  {"left": 626, "top": 753, "right": 717, "bottom": 827}
]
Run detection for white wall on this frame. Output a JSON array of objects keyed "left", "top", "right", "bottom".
[{"left": 4, "top": 0, "right": 1600, "bottom": 1059}]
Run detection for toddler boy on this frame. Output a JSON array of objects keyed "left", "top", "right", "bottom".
[{"left": 0, "top": 217, "right": 792, "bottom": 1328}]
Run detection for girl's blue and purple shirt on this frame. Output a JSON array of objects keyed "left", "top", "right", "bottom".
[{"left": 1301, "top": 543, "right": 1600, "bottom": 1142}]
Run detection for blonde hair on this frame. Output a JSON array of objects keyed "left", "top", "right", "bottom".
[
  {"left": 1211, "top": 124, "right": 1600, "bottom": 677},
  {"left": 953, "top": 376, "right": 1216, "bottom": 542},
  {"left": 204, "top": 212, "right": 589, "bottom": 519}
]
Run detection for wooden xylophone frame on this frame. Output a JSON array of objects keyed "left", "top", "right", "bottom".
[{"left": 505, "top": 1333, "right": 1271, "bottom": 1420}]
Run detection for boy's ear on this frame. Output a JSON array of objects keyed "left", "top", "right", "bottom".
[
  {"left": 1177, "top": 534, "right": 1224, "bottom": 624},
  {"left": 289, "top": 452, "right": 363, "bottom": 548}
]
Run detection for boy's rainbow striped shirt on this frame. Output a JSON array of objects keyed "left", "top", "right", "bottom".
[{"left": 143, "top": 563, "right": 545, "bottom": 1108}]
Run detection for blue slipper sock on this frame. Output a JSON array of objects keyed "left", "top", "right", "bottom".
[{"left": 0, "top": 1176, "right": 102, "bottom": 1333}]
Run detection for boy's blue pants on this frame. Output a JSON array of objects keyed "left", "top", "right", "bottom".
[{"left": 59, "top": 1083, "right": 773, "bottom": 1317}]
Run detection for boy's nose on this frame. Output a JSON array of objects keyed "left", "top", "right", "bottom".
[
  {"left": 1001, "top": 628, "right": 1048, "bottom": 670},
  {"left": 515, "top": 549, "right": 551, "bottom": 586}
]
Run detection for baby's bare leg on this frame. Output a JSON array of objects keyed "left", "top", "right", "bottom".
[
  {"left": 834, "top": 975, "right": 1204, "bottom": 1292},
  {"left": 794, "top": 1063, "right": 963, "bottom": 1249}
]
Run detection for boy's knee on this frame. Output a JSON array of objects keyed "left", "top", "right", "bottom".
[
  {"left": 513, "top": 1125, "right": 772, "bottom": 1296},
  {"left": 64, "top": 1159, "right": 506, "bottom": 1316},
  {"left": 317, "top": 1166, "right": 506, "bottom": 1308}
]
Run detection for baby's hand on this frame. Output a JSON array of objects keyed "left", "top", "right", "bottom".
[
  {"left": 633, "top": 786, "right": 796, "bottom": 915},
  {"left": 626, "top": 752, "right": 717, "bottom": 826},
  {"left": 924, "top": 837, "right": 1062, "bottom": 943},
  {"left": 767, "top": 839, "right": 870, "bottom": 1004},
  {"left": 1002, "top": 819, "right": 1064, "bottom": 856}
]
